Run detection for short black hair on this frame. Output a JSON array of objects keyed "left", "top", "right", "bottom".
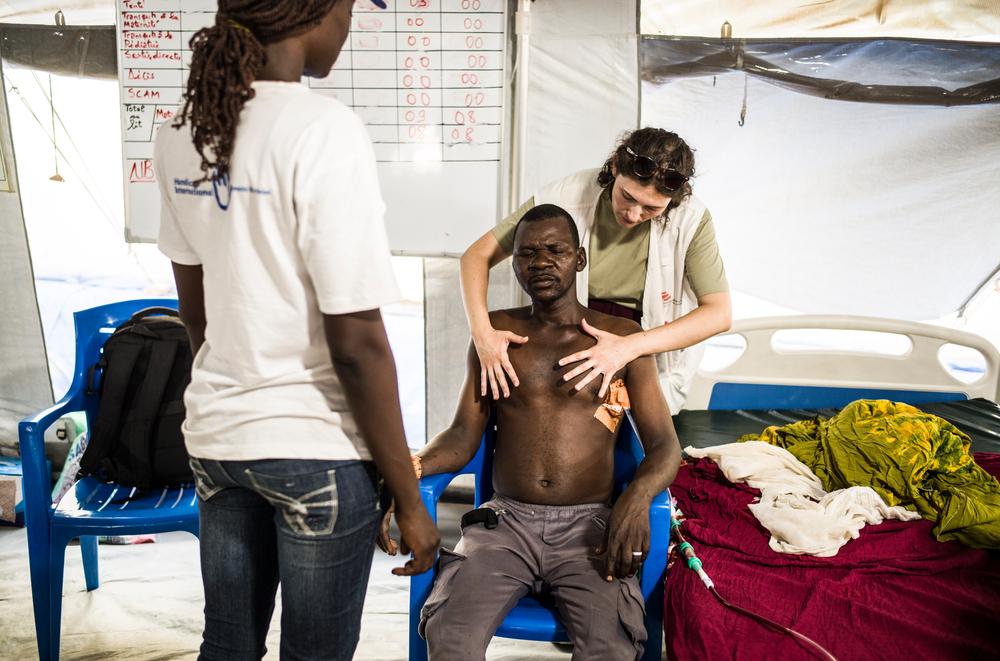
[{"left": 512, "top": 203, "right": 580, "bottom": 249}]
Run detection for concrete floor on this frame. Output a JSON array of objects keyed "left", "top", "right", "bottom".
[{"left": 0, "top": 500, "right": 571, "bottom": 660}]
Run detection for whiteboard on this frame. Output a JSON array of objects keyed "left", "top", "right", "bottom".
[{"left": 116, "top": 0, "right": 507, "bottom": 254}]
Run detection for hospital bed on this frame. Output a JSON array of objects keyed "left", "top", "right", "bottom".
[
  {"left": 665, "top": 314, "right": 1000, "bottom": 659},
  {"left": 679, "top": 314, "right": 1000, "bottom": 452},
  {"left": 685, "top": 314, "right": 1000, "bottom": 412}
]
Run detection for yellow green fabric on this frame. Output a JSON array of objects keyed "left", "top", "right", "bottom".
[
  {"left": 738, "top": 399, "right": 1000, "bottom": 549},
  {"left": 491, "top": 186, "right": 729, "bottom": 310}
]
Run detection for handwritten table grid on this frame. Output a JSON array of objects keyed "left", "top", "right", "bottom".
[{"left": 119, "top": 0, "right": 506, "bottom": 188}]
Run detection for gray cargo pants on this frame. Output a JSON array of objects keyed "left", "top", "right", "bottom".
[{"left": 419, "top": 496, "right": 647, "bottom": 661}]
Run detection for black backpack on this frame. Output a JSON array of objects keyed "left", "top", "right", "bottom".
[{"left": 79, "top": 307, "right": 194, "bottom": 489}]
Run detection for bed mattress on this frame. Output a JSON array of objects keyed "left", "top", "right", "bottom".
[{"left": 673, "top": 397, "right": 1000, "bottom": 453}]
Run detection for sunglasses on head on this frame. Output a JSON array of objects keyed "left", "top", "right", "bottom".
[{"left": 625, "top": 146, "right": 688, "bottom": 192}]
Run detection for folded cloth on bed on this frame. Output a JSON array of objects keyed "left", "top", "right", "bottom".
[
  {"left": 665, "top": 453, "right": 1000, "bottom": 661},
  {"left": 685, "top": 442, "right": 920, "bottom": 556},
  {"left": 737, "top": 399, "right": 1000, "bottom": 548}
]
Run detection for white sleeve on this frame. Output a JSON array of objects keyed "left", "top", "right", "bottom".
[
  {"left": 293, "top": 111, "right": 400, "bottom": 315},
  {"left": 154, "top": 129, "right": 201, "bottom": 265}
]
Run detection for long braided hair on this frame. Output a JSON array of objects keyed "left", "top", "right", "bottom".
[{"left": 176, "top": 0, "right": 340, "bottom": 183}]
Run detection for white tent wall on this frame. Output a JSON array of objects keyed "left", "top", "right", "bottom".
[
  {"left": 637, "top": 24, "right": 1000, "bottom": 361},
  {"left": 0, "top": 57, "right": 52, "bottom": 452},
  {"left": 521, "top": 0, "right": 638, "bottom": 194},
  {"left": 424, "top": 256, "right": 517, "bottom": 440},
  {"left": 641, "top": 69, "right": 1000, "bottom": 321},
  {"left": 1, "top": 68, "right": 178, "bottom": 395}
]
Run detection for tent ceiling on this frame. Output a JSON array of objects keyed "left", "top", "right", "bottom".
[
  {"left": 0, "top": 1, "right": 111, "bottom": 25},
  {"left": 642, "top": 0, "right": 1000, "bottom": 42},
  {"left": 5, "top": 0, "right": 1000, "bottom": 38},
  {"left": 1, "top": 24, "right": 115, "bottom": 78},
  {"left": 642, "top": 38, "right": 1000, "bottom": 106}
]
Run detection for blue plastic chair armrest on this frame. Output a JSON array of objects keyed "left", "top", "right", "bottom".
[
  {"left": 648, "top": 489, "right": 671, "bottom": 552},
  {"left": 18, "top": 393, "right": 85, "bottom": 513},
  {"left": 20, "top": 392, "right": 83, "bottom": 436},
  {"left": 411, "top": 445, "right": 485, "bottom": 593},
  {"left": 640, "top": 488, "right": 672, "bottom": 600},
  {"left": 418, "top": 472, "right": 460, "bottom": 524},
  {"left": 649, "top": 488, "right": 670, "bottom": 513},
  {"left": 417, "top": 440, "right": 487, "bottom": 520}
]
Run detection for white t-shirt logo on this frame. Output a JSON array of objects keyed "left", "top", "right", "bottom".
[{"left": 212, "top": 172, "right": 231, "bottom": 211}]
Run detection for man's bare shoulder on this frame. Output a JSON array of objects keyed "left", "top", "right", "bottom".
[
  {"left": 488, "top": 306, "right": 532, "bottom": 331},
  {"left": 583, "top": 309, "right": 643, "bottom": 337}
]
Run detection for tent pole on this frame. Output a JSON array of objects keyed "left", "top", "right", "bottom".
[{"left": 509, "top": 0, "right": 531, "bottom": 211}]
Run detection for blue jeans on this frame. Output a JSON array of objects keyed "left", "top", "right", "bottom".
[{"left": 189, "top": 457, "right": 382, "bottom": 661}]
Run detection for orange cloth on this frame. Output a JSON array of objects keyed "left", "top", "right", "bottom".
[{"left": 594, "top": 379, "right": 630, "bottom": 433}]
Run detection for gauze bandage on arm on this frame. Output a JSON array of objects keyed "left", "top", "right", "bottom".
[{"left": 595, "top": 379, "right": 630, "bottom": 433}]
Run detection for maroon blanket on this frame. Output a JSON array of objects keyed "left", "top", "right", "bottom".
[{"left": 665, "top": 453, "right": 1000, "bottom": 660}]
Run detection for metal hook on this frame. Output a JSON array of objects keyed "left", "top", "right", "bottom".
[{"left": 738, "top": 75, "right": 748, "bottom": 127}]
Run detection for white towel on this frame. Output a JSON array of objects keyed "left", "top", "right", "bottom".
[{"left": 685, "top": 442, "right": 922, "bottom": 557}]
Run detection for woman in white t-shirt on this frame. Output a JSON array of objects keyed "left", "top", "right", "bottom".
[{"left": 154, "top": 2, "right": 438, "bottom": 658}]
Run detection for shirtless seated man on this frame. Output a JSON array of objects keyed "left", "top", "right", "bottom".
[{"left": 379, "top": 203, "right": 682, "bottom": 661}]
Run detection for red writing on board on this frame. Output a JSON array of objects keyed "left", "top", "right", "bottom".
[
  {"left": 128, "top": 160, "right": 155, "bottom": 183},
  {"left": 123, "top": 50, "right": 181, "bottom": 62},
  {"left": 122, "top": 12, "right": 179, "bottom": 29},
  {"left": 123, "top": 31, "right": 175, "bottom": 49},
  {"left": 127, "top": 69, "right": 157, "bottom": 81},
  {"left": 127, "top": 87, "right": 161, "bottom": 100}
]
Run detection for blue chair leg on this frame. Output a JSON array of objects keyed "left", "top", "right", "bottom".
[
  {"left": 47, "top": 537, "right": 69, "bottom": 661},
  {"left": 641, "top": 579, "right": 665, "bottom": 661},
  {"left": 409, "top": 567, "right": 434, "bottom": 661},
  {"left": 26, "top": 525, "right": 53, "bottom": 661},
  {"left": 81, "top": 536, "right": 99, "bottom": 591}
]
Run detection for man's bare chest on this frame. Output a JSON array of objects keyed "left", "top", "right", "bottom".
[{"left": 505, "top": 332, "right": 603, "bottom": 401}]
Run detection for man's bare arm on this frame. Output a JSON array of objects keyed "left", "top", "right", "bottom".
[
  {"left": 416, "top": 341, "right": 491, "bottom": 476},
  {"left": 376, "top": 341, "right": 489, "bottom": 556},
  {"left": 602, "top": 349, "right": 682, "bottom": 580},
  {"left": 623, "top": 354, "right": 682, "bottom": 496}
]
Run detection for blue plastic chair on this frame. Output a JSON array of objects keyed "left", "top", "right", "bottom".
[
  {"left": 18, "top": 299, "right": 200, "bottom": 661},
  {"left": 409, "top": 410, "right": 670, "bottom": 661}
]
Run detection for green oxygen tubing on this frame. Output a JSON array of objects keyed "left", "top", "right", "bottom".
[{"left": 669, "top": 514, "right": 838, "bottom": 661}]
